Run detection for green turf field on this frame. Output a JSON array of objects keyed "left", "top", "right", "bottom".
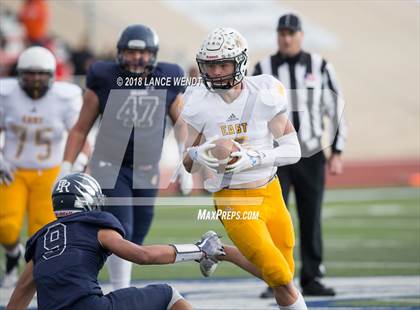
[
  {"left": 103, "top": 187, "right": 420, "bottom": 281},
  {"left": 1, "top": 187, "right": 419, "bottom": 282}
]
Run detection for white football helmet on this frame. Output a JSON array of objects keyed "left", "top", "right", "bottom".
[
  {"left": 17, "top": 46, "right": 56, "bottom": 73},
  {"left": 17, "top": 46, "right": 56, "bottom": 99},
  {"left": 196, "top": 27, "right": 248, "bottom": 91}
]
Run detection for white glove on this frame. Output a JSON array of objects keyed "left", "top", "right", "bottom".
[
  {"left": 198, "top": 231, "right": 222, "bottom": 277},
  {"left": 187, "top": 136, "right": 219, "bottom": 172},
  {"left": 57, "top": 151, "right": 89, "bottom": 181},
  {"left": 0, "top": 154, "right": 15, "bottom": 186},
  {"left": 178, "top": 165, "right": 193, "bottom": 195},
  {"left": 196, "top": 230, "right": 225, "bottom": 259},
  {"left": 72, "top": 153, "right": 89, "bottom": 172},
  {"left": 57, "top": 161, "right": 73, "bottom": 181},
  {"left": 226, "top": 141, "right": 261, "bottom": 173}
]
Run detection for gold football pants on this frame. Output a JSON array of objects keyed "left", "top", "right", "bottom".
[
  {"left": 213, "top": 177, "right": 295, "bottom": 286},
  {"left": 0, "top": 166, "right": 58, "bottom": 245}
]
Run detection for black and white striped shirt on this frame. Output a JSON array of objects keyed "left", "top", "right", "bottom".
[{"left": 253, "top": 51, "right": 346, "bottom": 157}]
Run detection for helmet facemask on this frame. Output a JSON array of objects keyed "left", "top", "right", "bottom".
[
  {"left": 197, "top": 52, "right": 247, "bottom": 91},
  {"left": 18, "top": 70, "right": 54, "bottom": 99},
  {"left": 116, "top": 25, "right": 160, "bottom": 77},
  {"left": 17, "top": 47, "right": 56, "bottom": 99},
  {"left": 117, "top": 47, "right": 157, "bottom": 77},
  {"left": 196, "top": 28, "right": 248, "bottom": 92}
]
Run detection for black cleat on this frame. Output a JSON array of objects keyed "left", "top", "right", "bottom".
[
  {"left": 259, "top": 286, "right": 274, "bottom": 298},
  {"left": 1, "top": 245, "right": 23, "bottom": 288},
  {"left": 302, "top": 279, "right": 336, "bottom": 296},
  {"left": 6, "top": 250, "right": 21, "bottom": 274}
]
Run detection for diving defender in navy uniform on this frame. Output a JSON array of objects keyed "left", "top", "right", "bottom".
[
  {"left": 7, "top": 173, "right": 223, "bottom": 310},
  {"left": 59, "top": 25, "right": 193, "bottom": 289}
]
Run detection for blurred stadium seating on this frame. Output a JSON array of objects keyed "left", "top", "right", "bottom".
[{"left": 2, "top": 1, "right": 418, "bottom": 191}]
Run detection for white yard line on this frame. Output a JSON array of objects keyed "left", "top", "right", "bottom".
[
  {"left": 150, "top": 187, "right": 419, "bottom": 208},
  {"left": 1, "top": 276, "right": 419, "bottom": 309}
]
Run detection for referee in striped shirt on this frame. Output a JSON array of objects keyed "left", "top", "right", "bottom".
[{"left": 254, "top": 13, "right": 346, "bottom": 297}]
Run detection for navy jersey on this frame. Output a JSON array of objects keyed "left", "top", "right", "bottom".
[
  {"left": 25, "top": 212, "right": 125, "bottom": 310},
  {"left": 86, "top": 61, "right": 184, "bottom": 166}
]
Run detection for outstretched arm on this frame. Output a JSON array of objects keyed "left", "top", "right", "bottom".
[
  {"left": 6, "top": 260, "right": 36, "bottom": 310},
  {"left": 98, "top": 229, "right": 224, "bottom": 265},
  {"left": 98, "top": 229, "right": 176, "bottom": 264}
]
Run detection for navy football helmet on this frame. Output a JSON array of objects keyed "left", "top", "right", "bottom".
[
  {"left": 52, "top": 173, "right": 105, "bottom": 217},
  {"left": 116, "top": 24, "right": 159, "bottom": 76}
]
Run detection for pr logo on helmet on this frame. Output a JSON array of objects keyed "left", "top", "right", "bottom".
[{"left": 56, "top": 180, "right": 70, "bottom": 193}]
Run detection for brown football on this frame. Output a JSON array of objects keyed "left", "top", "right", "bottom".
[{"left": 209, "top": 139, "right": 239, "bottom": 172}]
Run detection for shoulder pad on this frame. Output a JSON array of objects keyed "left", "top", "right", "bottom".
[
  {"left": 87, "top": 61, "right": 117, "bottom": 79},
  {"left": 52, "top": 82, "right": 82, "bottom": 99},
  {"left": 260, "top": 74, "right": 280, "bottom": 86},
  {"left": 248, "top": 74, "right": 275, "bottom": 87},
  {"left": 259, "top": 76, "right": 286, "bottom": 107},
  {"left": 0, "top": 78, "right": 19, "bottom": 96},
  {"left": 60, "top": 211, "right": 126, "bottom": 238},
  {"left": 182, "top": 85, "right": 208, "bottom": 115},
  {"left": 92, "top": 60, "right": 117, "bottom": 72},
  {"left": 24, "top": 220, "right": 52, "bottom": 262}
]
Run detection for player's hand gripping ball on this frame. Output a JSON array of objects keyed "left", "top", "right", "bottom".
[{"left": 209, "top": 138, "right": 239, "bottom": 173}]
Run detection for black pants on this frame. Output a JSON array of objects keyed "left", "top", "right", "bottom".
[{"left": 276, "top": 151, "right": 326, "bottom": 287}]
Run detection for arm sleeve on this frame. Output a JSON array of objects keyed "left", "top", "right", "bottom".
[
  {"left": 321, "top": 61, "right": 347, "bottom": 153},
  {"left": 260, "top": 132, "right": 301, "bottom": 167}
]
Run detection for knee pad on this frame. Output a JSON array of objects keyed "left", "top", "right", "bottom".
[
  {"left": 249, "top": 242, "right": 294, "bottom": 287},
  {"left": 261, "top": 261, "right": 293, "bottom": 287},
  {"left": 0, "top": 222, "right": 20, "bottom": 246}
]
